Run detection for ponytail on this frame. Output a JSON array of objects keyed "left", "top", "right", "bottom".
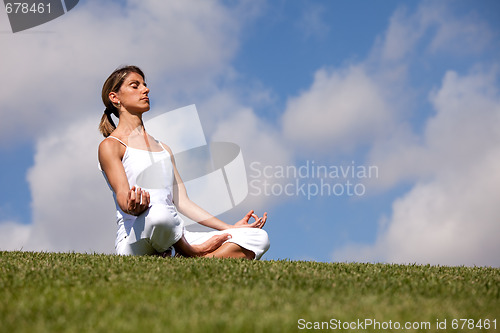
[{"left": 98, "top": 108, "right": 117, "bottom": 138}]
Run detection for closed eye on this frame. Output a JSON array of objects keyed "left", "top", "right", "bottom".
[{"left": 130, "top": 80, "right": 146, "bottom": 89}]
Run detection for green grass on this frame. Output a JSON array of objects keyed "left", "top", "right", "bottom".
[{"left": 0, "top": 251, "right": 498, "bottom": 332}]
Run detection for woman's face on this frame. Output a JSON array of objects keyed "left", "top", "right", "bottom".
[{"left": 113, "top": 72, "right": 150, "bottom": 114}]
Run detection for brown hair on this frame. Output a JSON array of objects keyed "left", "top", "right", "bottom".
[{"left": 98, "top": 65, "right": 146, "bottom": 137}]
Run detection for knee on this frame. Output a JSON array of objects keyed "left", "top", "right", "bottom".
[
  {"left": 144, "top": 205, "right": 184, "bottom": 252},
  {"left": 249, "top": 228, "right": 270, "bottom": 260},
  {"left": 243, "top": 228, "right": 271, "bottom": 253},
  {"left": 145, "top": 205, "right": 183, "bottom": 231},
  {"left": 260, "top": 229, "right": 271, "bottom": 252}
]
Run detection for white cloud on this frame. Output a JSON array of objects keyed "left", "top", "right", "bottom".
[
  {"left": 210, "top": 103, "right": 294, "bottom": 213},
  {"left": 0, "top": 119, "right": 113, "bottom": 254},
  {"left": 377, "top": 6, "right": 424, "bottom": 62},
  {"left": 212, "top": 107, "right": 292, "bottom": 168},
  {"left": 0, "top": 221, "right": 31, "bottom": 251},
  {"left": 334, "top": 69, "right": 500, "bottom": 267},
  {"left": 296, "top": 4, "right": 330, "bottom": 39},
  {"left": 374, "top": 2, "right": 493, "bottom": 63},
  {"left": 25, "top": 117, "right": 115, "bottom": 253},
  {"left": 369, "top": 68, "right": 500, "bottom": 189},
  {"left": 281, "top": 65, "right": 394, "bottom": 155},
  {"left": 425, "top": 6, "right": 493, "bottom": 55}
]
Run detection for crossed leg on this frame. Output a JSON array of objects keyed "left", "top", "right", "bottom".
[{"left": 204, "top": 242, "right": 255, "bottom": 260}]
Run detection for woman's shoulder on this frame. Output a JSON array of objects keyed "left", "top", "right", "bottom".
[{"left": 98, "top": 135, "right": 127, "bottom": 158}]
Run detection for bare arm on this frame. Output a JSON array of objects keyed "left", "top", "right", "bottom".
[{"left": 98, "top": 138, "right": 150, "bottom": 216}]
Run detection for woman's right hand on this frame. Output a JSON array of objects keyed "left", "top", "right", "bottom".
[
  {"left": 125, "top": 186, "right": 150, "bottom": 215},
  {"left": 191, "top": 233, "right": 231, "bottom": 256}
]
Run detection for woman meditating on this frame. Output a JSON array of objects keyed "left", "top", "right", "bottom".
[{"left": 98, "top": 66, "right": 270, "bottom": 259}]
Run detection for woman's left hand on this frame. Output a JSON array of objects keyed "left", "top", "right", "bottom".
[{"left": 233, "top": 210, "right": 267, "bottom": 229}]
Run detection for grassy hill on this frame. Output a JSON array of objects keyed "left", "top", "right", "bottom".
[{"left": 1, "top": 251, "right": 498, "bottom": 332}]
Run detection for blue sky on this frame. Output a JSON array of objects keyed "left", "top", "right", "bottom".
[{"left": 1, "top": 0, "right": 499, "bottom": 266}]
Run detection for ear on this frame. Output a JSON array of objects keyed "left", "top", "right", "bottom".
[{"left": 109, "top": 91, "right": 120, "bottom": 105}]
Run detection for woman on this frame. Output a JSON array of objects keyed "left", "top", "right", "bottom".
[{"left": 98, "top": 65, "right": 270, "bottom": 259}]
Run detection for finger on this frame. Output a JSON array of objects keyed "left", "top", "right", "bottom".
[
  {"left": 252, "top": 214, "right": 266, "bottom": 228},
  {"left": 260, "top": 212, "right": 268, "bottom": 228},
  {"left": 128, "top": 189, "right": 136, "bottom": 207},
  {"left": 127, "top": 192, "right": 137, "bottom": 214},
  {"left": 144, "top": 190, "right": 151, "bottom": 207},
  {"left": 136, "top": 187, "right": 143, "bottom": 205},
  {"left": 244, "top": 210, "right": 254, "bottom": 222},
  {"left": 139, "top": 190, "right": 148, "bottom": 208},
  {"left": 248, "top": 217, "right": 262, "bottom": 228},
  {"left": 134, "top": 192, "right": 140, "bottom": 208}
]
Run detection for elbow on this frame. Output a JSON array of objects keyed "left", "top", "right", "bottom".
[
  {"left": 118, "top": 201, "right": 128, "bottom": 214},
  {"left": 173, "top": 196, "right": 191, "bottom": 215},
  {"left": 116, "top": 193, "right": 129, "bottom": 213}
]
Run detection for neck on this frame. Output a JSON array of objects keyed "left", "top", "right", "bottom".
[{"left": 116, "top": 111, "right": 146, "bottom": 136}]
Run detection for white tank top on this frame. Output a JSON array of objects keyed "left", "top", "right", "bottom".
[{"left": 101, "top": 136, "right": 176, "bottom": 245}]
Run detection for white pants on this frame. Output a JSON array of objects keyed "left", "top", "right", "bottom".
[{"left": 116, "top": 204, "right": 270, "bottom": 260}]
